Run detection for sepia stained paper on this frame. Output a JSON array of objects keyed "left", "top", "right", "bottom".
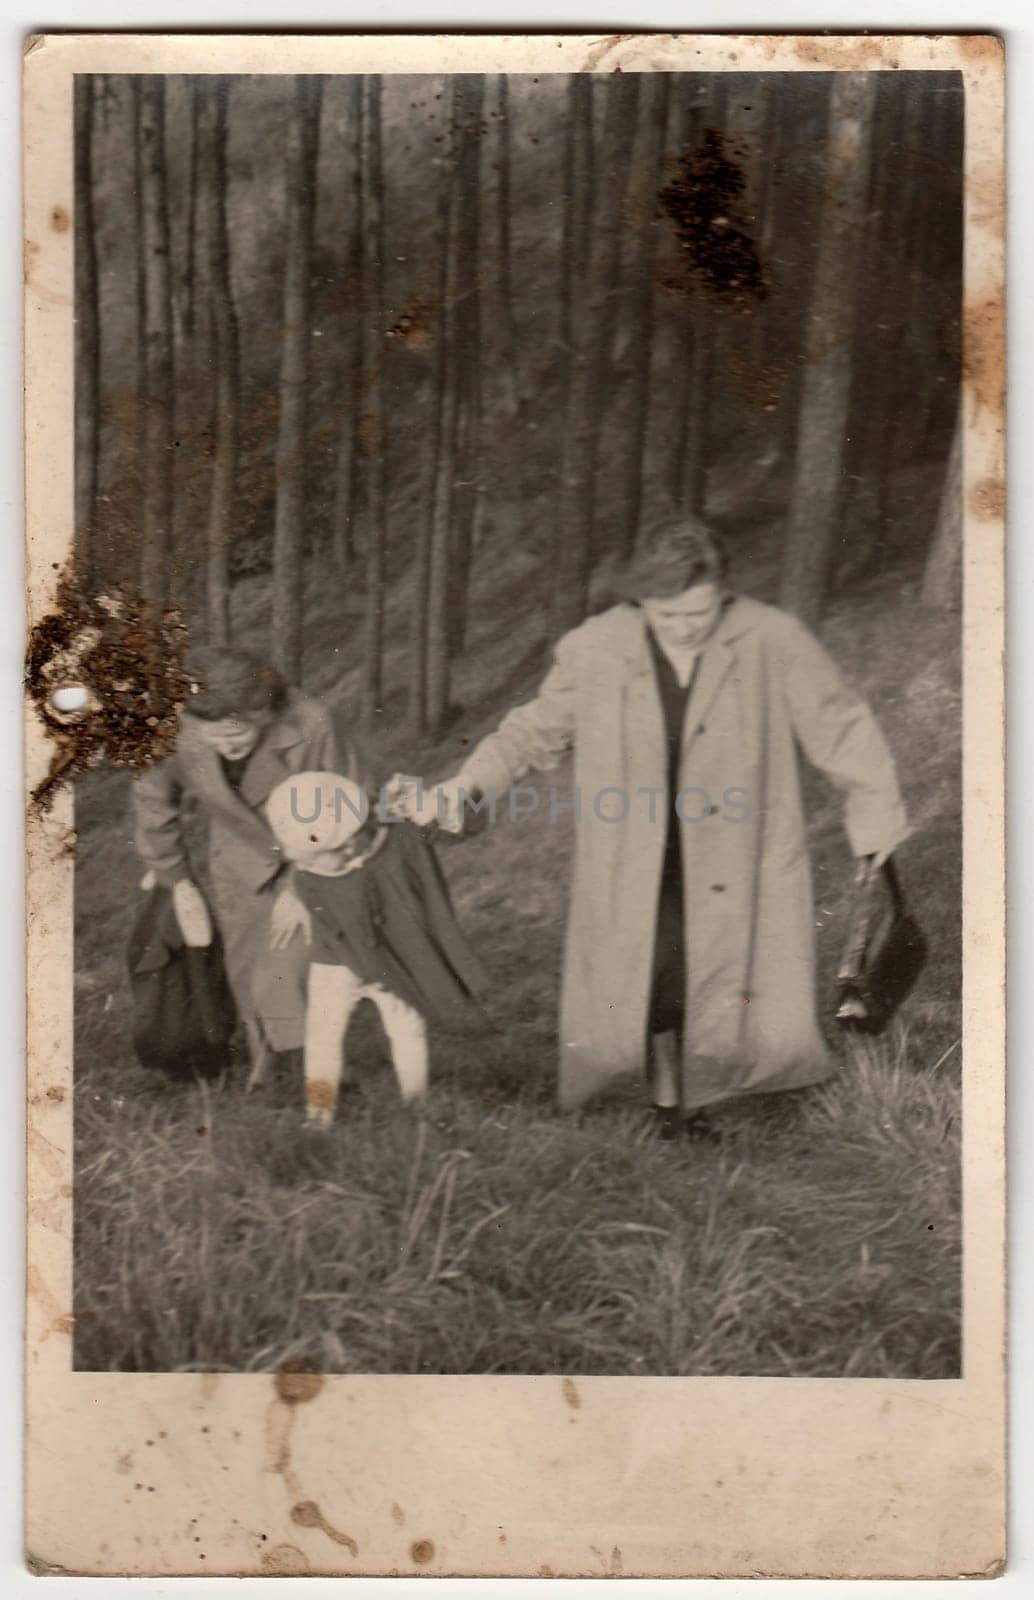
[{"left": 24, "top": 32, "right": 1005, "bottom": 1578}]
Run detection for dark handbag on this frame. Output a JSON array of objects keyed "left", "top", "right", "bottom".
[
  {"left": 835, "top": 856, "right": 927, "bottom": 1034},
  {"left": 128, "top": 886, "right": 238, "bottom": 1080}
]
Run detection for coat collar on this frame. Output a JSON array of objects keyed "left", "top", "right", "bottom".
[
  {"left": 616, "top": 593, "right": 747, "bottom": 769},
  {"left": 615, "top": 591, "right": 751, "bottom": 671}
]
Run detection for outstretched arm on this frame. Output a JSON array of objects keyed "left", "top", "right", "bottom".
[{"left": 455, "top": 628, "right": 580, "bottom": 800}]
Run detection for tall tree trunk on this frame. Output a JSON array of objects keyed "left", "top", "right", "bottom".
[
  {"left": 180, "top": 81, "right": 201, "bottom": 348},
  {"left": 200, "top": 77, "right": 240, "bottom": 645},
  {"left": 668, "top": 75, "right": 727, "bottom": 517},
  {"left": 749, "top": 76, "right": 780, "bottom": 371},
  {"left": 130, "top": 82, "right": 148, "bottom": 583},
  {"left": 552, "top": 74, "right": 639, "bottom": 636},
  {"left": 271, "top": 76, "right": 322, "bottom": 683},
  {"left": 921, "top": 403, "right": 962, "bottom": 610},
  {"left": 876, "top": 78, "right": 930, "bottom": 529},
  {"left": 138, "top": 78, "right": 175, "bottom": 611},
  {"left": 836, "top": 74, "right": 905, "bottom": 583},
  {"left": 74, "top": 75, "right": 100, "bottom": 590},
  {"left": 331, "top": 76, "right": 364, "bottom": 575},
  {"left": 446, "top": 74, "right": 485, "bottom": 659},
  {"left": 411, "top": 131, "right": 461, "bottom": 735},
  {"left": 779, "top": 74, "right": 877, "bottom": 628},
  {"left": 424, "top": 167, "right": 463, "bottom": 735},
  {"left": 495, "top": 75, "right": 520, "bottom": 418},
  {"left": 616, "top": 74, "right": 669, "bottom": 557},
  {"left": 559, "top": 75, "right": 594, "bottom": 366},
  {"left": 359, "top": 75, "right": 387, "bottom": 729}
]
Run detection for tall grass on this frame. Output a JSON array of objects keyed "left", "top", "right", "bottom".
[{"left": 73, "top": 1026, "right": 960, "bottom": 1376}]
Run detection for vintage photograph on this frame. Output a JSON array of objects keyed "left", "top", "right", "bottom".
[{"left": 65, "top": 65, "right": 965, "bottom": 1380}]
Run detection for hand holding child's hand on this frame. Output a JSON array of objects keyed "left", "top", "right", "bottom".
[
  {"left": 385, "top": 773, "right": 467, "bottom": 835},
  {"left": 270, "top": 885, "right": 312, "bottom": 950}
]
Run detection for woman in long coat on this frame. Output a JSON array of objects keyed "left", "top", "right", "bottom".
[
  {"left": 132, "top": 646, "right": 362, "bottom": 1076},
  {"left": 435, "top": 520, "right": 909, "bottom": 1126}
]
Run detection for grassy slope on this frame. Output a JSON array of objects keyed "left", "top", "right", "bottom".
[{"left": 72, "top": 498, "right": 961, "bottom": 1376}]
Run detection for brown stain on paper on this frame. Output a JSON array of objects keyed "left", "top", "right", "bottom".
[
  {"left": 26, "top": 580, "right": 191, "bottom": 808},
  {"left": 50, "top": 203, "right": 70, "bottom": 232},
  {"left": 962, "top": 297, "right": 1005, "bottom": 422},
  {"left": 970, "top": 478, "right": 1005, "bottom": 520},
  {"left": 291, "top": 1499, "right": 359, "bottom": 1555},
  {"left": 305, "top": 1079, "right": 336, "bottom": 1114},
  {"left": 265, "top": 1369, "right": 359, "bottom": 1565},
  {"left": 410, "top": 1538, "right": 435, "bottom": 1565}
]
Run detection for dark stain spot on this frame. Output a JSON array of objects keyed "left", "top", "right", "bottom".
[
  {"left": 290, "top": 1500, "right": 359, "bottom": 1554},
  {"left": 970, "top": 477, "right": 1005, "bottom": 519},
  {"left": 659, "top": 129, "right": 767, "bottom": 312},
  {"left": 45, "top": 1085, "right": 65, "bottom": 1102},
  {"left": 261, "top": 1543, "right": 311, "bottom": 1575},
  {"left": 305, "top": 1078, "right": 336, "bottom": 1113},
  {"left": 561, "top": 1377, "right": 581, "bottom": 1410},
  {"left": 50, "top": 205, "right": 70, "bottom": 232},
  {"left": 25, "top": 581, "right": 191, "bottom": 809},
  {"left": 274, "top": 1364, "right": 326, "bottom": 1405},
  {"left": 410, "top": 1538, "right": 435, "bottom": 1565},
  {"left": 384, "top": 297, "right": 435, "bottom": 353}
]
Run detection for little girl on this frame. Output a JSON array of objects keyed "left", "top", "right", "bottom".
[{"left": 262, "top": 771, "right": 489, "bottom": 1125}]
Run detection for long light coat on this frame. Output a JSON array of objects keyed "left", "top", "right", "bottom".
[
  {"left": 458, "top": 595, "right": 909, "bottom": 1111},
  {"left": 133, "top": 691, "right": 360, "bottom": 1055}
]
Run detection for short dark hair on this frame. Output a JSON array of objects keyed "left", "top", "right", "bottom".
[
  {"left": 183, "top": 647, "right": 287, "bottom": 722},
  {"left": 617, "top": 516, "right": 728, "bottom": 601}
]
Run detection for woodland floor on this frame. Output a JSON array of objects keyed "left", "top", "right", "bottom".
[{"left": 71, "top": 485, "right": 962, "bottom": 1376}]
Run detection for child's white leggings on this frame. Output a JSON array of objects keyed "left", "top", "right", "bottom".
[{"left": 304, "top": 962, "right": 429, "bottom": 1123}]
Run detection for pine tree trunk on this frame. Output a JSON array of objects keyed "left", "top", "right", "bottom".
[
  {"left": 668, "top": 75, "right": 727, "bottom": 516},
  {"left": 409, "top": 101, "right": 456, "bottom": 734},
  {"left": 617, "top": 74, "right": 669, "bottom": 557},
  {"left": 424, "top": 165, "right": 463, "bottom": 735},
  {"left": 559, "top": 76, "right": 593, "bottom": 365},
  {"left": 331, "top": 76, "right": 364, "bottom": 575},
  {"left": 359, "top": 75, "right": 387, "bottom": 729},
  {"left": 201, "top": 78, "right": 239, "bottom": 646},
  {"left": 74, "top": 75, "right": 100, "bottom": 590},
  {"left": 836, "top": 74, "right": 903, "bottom": 582},
  {"left": 271, "top": 76, "right": 322, "bottom": 683},
  {"left": 921, "top": 403, "right": 962, "bottom": 610},
  {"left": 779, "top": 74, "right": 877, "bottom": 628},
  {"left": 552, "top": 74, "right": 639, "bottom": 637},
  {"left": 138, "top": 77, "right": 175, "bottom": 611},
  {"left": 495, "top": 75, "right": 520, "bottom": 418},
  {"left": 131, "top": 82, "right": 148, "bottom": 570},
  {"left": 181, "top": 82, "right": 201, "bottom": 348},
  {"left": 446, "top": 74, "right": 485, "bottom": 659}
]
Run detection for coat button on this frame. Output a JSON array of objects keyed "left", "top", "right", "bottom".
[
  {"left": 711, "top": 883, "right": 726, "bottom": 892},
  {"left": 697, "top": 724, "right": 707, "bottom": 735},
  {"left": 706, "top": 804, "right": 719, "bottom": 816}
]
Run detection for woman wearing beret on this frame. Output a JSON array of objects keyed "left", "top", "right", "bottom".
[
  {"left": 423, "top": 518, "right": 909, "bottom": 1135},
  {"left": 132, "top": 646, "right": 363, "bottom": 1079}
]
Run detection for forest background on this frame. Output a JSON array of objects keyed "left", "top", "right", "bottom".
[{"left": 71, "top": 71, "right": 966, "bottom": 1377}]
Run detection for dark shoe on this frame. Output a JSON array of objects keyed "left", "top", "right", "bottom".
[
  {"left": 654, "top": 1105, "right": 681, "bottom": 1142},
  {"left": 683, "top": 1110, "right": 720, "bottom": 1143}
]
